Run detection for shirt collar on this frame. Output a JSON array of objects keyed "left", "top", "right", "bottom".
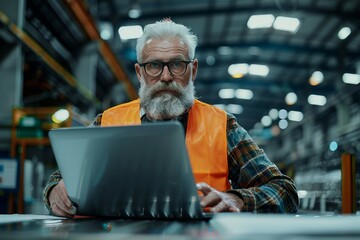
[{"left": 140, "top": 107, "right": 189, "bottom": 122}]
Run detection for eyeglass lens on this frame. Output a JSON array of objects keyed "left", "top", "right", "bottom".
[{"left": 145, "top": 61, "right": 188, "bottom": 77}]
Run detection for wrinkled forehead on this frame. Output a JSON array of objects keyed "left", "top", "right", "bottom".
[{"left": 141, "top": 37, "right": 189, "bottom": 61}]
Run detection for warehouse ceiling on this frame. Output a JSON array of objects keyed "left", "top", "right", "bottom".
[{"left": 3, "top": 0, "right": 360, "bottom": 139}]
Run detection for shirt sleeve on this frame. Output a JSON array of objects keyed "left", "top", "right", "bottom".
[
  {"left": 42, "top": 114, "right": 103, "bottom": 213},
  {"left": 225, "top": 113, "right": 299, "bottom": 213}
]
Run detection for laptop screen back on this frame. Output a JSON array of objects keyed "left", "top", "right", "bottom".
[{"left": 49, "top": 122, "right": 205, "bottom": 219}]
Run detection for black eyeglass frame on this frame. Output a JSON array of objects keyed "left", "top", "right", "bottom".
[{"left": 139, "top": 60, "right": 193, "bottom": 77}]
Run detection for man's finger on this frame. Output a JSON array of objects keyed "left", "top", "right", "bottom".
[
  {"left": 52, "top": 199, "right": 76, "bottom": 216},
  {"left": 52, "top": 203, "right": 74, "bottom": 218},
  {"left": 199, "top": 190, "right": 221, "bottom": 208},
  {"left": 196, "top": 182, "right": 212, "bottom": 195},
  {"left": 210, "top": 200, "right": 229, "bottom": 213}
]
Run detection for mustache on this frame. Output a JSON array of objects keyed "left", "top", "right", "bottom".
[{"left": 148, "top": 81, "right": 184, "bottom": 97}]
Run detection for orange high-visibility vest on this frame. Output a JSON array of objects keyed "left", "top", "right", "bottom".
[{"left": 101, "top": 99, "right": 230, "bottom": 191}]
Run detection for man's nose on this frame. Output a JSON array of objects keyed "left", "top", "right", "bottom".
[{"left": 160, "top": 65, "right": 173, "bottom": 82}]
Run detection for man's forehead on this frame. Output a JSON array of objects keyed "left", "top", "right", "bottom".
[{"left": 142, "top": 37, "right": 188, "bottom": 60}]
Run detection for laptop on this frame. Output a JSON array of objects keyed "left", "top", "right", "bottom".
[{"left": 49, "top": 121, "right": 211, "bottom": 220}]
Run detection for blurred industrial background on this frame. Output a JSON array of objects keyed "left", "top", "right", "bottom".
[{"left": 0, "top": 0, "right": 359, "bottom": 215}]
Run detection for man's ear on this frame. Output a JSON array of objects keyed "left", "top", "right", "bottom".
[
  {"left": 192, "top": 58, "right": 198, "bottom": 81},
  {"left": 134, "top": 63, "right": 142, "bottom": 82}
]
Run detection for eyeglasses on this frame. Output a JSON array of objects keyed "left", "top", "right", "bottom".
[{"left": 139, "top": 60, "right": 193, "bottom": 77}]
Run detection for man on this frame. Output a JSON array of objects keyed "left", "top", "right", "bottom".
[{"left": 43, "top": 19, "right": 298, "bottom": 217}]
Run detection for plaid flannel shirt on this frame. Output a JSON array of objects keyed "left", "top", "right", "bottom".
[{"left": 43, "top": 112, "right": 298, "bottom": 213}]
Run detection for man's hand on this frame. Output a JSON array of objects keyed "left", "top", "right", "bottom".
[
  {"left": 48, "top": 180, "right": 76, "bottom": 217},
  {"left": 196, "top": 182, "right": 243, "bottom": 213}
]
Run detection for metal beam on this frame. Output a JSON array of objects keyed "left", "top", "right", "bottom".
[
  {"left": 63, "top": 0, "right": 138, "bottom": 100},
  {"left": 106, "top": 4, "right": 360, "bottom": 23},
  {"left": 196, "top": 41, "right": 360, "bottom": 59},
  {"left": 0, "top": 9, "right": 96, "bottom": 104}
]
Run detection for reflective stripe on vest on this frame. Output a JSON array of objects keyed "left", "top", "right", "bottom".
[{"left": 101, "top": 99, "right": 230, "bottom": 191}]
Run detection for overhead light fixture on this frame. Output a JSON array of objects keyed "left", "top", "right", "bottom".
[
  {"left": 206, "top": 55, "right": 216, "bottom": 65},
  {"left": 273, "top": 16, "right": 301, "bottom": 33},
  {"left": 288, "top": 111, "right": 304, "bottom": 122},
  {"left": 297, "top": 190, "right": 308, "bottom": 198},
  {"left": 249, "top": 64, "right": 269, "bottom": 77},
  {"left": 279, "top": 119, "right": 288, "bottom": 129},
  {"left": 235, "top": 89, "right": 253, "bottom": 100},
  {"left": 261, "top": 115, "right": 272, "bottom": 127},
  {"left": 308, "top": 94, "right": 327, "bottom": 106},
  {"left": 338, "top": 27, "right": 351, "bottom": 40},
  {"left": 52, "top": 109, "right": 70, "bottom": 123},
  {"left": 247, "top": 14, "right": 275, "bottom": 29},
  {"left": 342, "top": 73, "right": 360, "bottom": 85},
  {"left": 217, "top": 46, "right": 233, "bottom": 55},
  {"left": 269, "top": 109, "right": 278, "bottom": 120},
  {"left": 329, "top": 141, "right": 338, "bottom": 152},
  {"left": 248, "top": 46, "right": 262, "bottom": 56},
  {"left": 285, "top": 92, "right": 297, "bottom": 105},
  {"left": 118, "top": 25, "right": 143, "bottom": 40},
  {"left": 218, "top": 89, "right": 235, "bottom": 99},
  {"left": 213, "top": 104, "right": 226, "bottom": 110},
  {"left": 99, "top": 22, "right": 113, "bottom": 40},
  {"left": 226, "top": 104, "right": 243, "bottom": 114},
  {"left": 278, "top": 109, "right": 288, "bottom": 119},
  {"left": 128, "top": 3, "right": 142, "bottom": 19},
  {"left": 309, "top": 71, "right": 324, "bottom": 86},
  {"left": 228, "top": 63, "right": 248, "bottom": 78},
  {"left": 228, "top": 63, "right": 269, "bottom": 77},
  {"left": 214, "top": 104, "right": 243, "bottom": 114}
]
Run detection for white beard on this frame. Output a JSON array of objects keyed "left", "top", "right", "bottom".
[{"left": 138, "top": 79, "right": 195, "bottom": 120}]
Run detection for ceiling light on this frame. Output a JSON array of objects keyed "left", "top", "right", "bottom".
[
  {"left": 329, "top": 141, "right": 338, "bottom": 152},
  {"left": 213, "top": 104, "right": 226, "bottom": 110},
  {"left": 279, "top": 109, "right": 288, "bottom": 119},
  {"left": 308, "top": 94, "right": 327, "bottom": 106},
  {"left": 309, "top": 71, "right": 324, "bottom": 86},
  {"left": 338, "top": 27, "right": 351, "bottom": 40},
  {"left": 342, "top": 73, "right": 360, "bottom": 85},
  {"left": 261, "top": 115, "right": 272, "bottom": 127},
  {"left": 226, "top": 104, "right": 243, "bottom": 114},
  {"left": 52, "top": 109, "right": 69, "bottom": 123},
  {"left": 297, "top": 190, "right": 308, "bottom": 198},
  {"left": 218, "top": 89, "right": 235, "bottom": 99},
  {"left": 285, "top": 92, "right": 297, "bottom": 105},
  {"left": 128, "top": 3, "right": 142, "bottom": 19},
  {"left": 288, "top": 111, "right": 304, "bottom": 122},
  {"left": 206, "top": 55, "right": 216, "bottom": 65},
  {"left": 269, "top": 109, "right": 278, "bottom": 120},
  {"left": 228, "top": 63, "right": 248, "bottom": 78},
  {"left": 248, "top": 47, "right": 262, "bottom": 56},
  {"left": 279, "top": 119, "right": 288, "bottom": 129},
  {"left": 118, "top": 25, "right": 143, "bottom": 40},
  {"left": 99, "top": 22, "right": 113, "bottom": 40},
  {"left": 217, "top": 46, "right": 233, "bottom": 55},
  {"left": 273, "top": 16, "right": 301, "bottom": 33},
  {"left": 235, "top": 89, "right": 253, "bottom": 100},
  {"left": 249, "top": 64, "right": 269, "bottom": 77},
  {"left": 279, "top": 109, "right": 287, "bottom": 119},
  {"left": 231, "top": 73, "right": 245, "bottom": 79},
  {"left": 247, "top": 14, "right": 275, "bottom": 29}
]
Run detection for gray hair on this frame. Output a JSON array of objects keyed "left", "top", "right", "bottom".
[{"left": 136, "top": 19, "right": 198, "bottom": 63}]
